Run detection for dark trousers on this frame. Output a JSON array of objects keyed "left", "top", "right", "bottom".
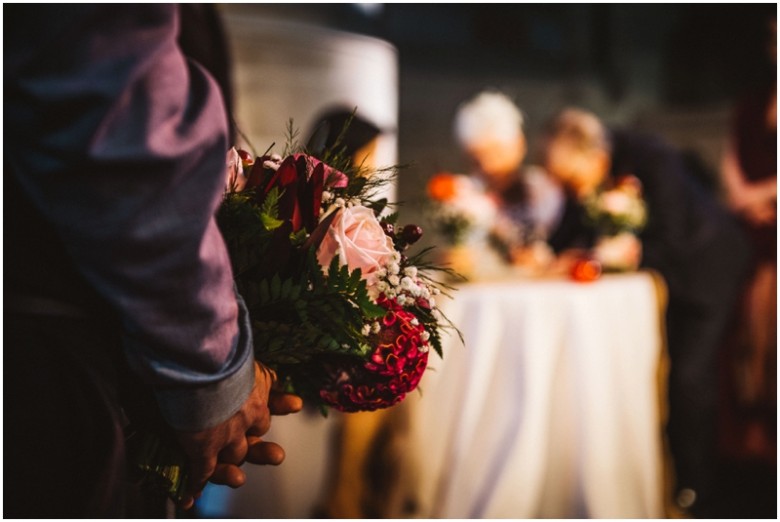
[
  {"left": 4, "top": 312, "right": 129, "bottom": 517},
  {"left": 664, "top": 235, "right": 751, "bottom": 510}
]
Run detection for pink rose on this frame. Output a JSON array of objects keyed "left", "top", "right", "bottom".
[
  {"left": 317, "top": 206, "right": 396, "bottom": 286},
  {"left": 225, "top": 147, "right": 248, "bottom": 192}
]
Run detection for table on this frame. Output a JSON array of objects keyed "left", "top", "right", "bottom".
[{"left": 404, "top": 271, "right": 669, "bottom": 518}]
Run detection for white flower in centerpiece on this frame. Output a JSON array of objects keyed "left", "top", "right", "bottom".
[
  {"left": 594, "top": 232, "right": 642, "bottom": 271},
  {"left": 600, "top": 190, "right": 633, "bottom": 216}
]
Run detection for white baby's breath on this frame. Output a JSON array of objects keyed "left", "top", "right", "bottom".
[{"left": 400, "top": 277, "right": 415, "bottom": 291}]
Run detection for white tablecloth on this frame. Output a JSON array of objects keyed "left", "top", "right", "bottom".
[{"left": 405, "top": 272, "right": 667, "bottom": 518}]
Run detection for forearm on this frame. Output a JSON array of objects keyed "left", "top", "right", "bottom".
[
  {"left": 721, "top": 140, "right": 777, "bottom": 212},
  {"left": 5, "top": 5, "right": 252, "bottom": 430}
]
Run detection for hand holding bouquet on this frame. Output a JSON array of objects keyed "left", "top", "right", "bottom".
[{"left": 130, "top": 123, "right": 456, "bottom": 499}]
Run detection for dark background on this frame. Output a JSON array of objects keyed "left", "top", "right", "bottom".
[{"left": 242, "top": 4, "right": 775, "bottom": 199}]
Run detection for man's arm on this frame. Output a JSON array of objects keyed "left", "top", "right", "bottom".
[{"left": 5, "top": 3, "right": 252, "bottom": 433}]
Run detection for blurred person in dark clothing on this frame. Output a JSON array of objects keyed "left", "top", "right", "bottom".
[
  {"left": 4, "top": 5, "right": 301, "bottom": 517},
  {"left": 720, "top": 15, "right": 776, "bottom": 416},
  {"left": 541, "top": 108, "right": 751, "bottom": 516}
]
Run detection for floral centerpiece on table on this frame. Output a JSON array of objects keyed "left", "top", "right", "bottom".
[
  {"left": 425, "top": 172, "right": 512, "bottom": 278},
  {"left": 426, "top": 172, "right": 499, "bottom": 245},
  {"left": 131, "top": 121, "right": 458, "bottom": 500},
  {"left": 583, "top": 174, "right": 648, "bottom": 271}
]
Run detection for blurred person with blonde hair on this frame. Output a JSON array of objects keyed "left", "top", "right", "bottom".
[{"left": 541, "top": 108, "right": 751, "bottom": 517}]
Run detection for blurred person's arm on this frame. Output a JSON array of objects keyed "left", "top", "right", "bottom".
[{"left": 721, "top": 139, "right": 777, "bottom": 226}]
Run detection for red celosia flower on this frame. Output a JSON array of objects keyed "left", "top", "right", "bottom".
[{"left": 318, "top": 296, "right": 429, "bottom": 412}]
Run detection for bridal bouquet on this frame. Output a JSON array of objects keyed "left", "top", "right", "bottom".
[
  {"left": 131, "top": 123, "right": 455, "bottom": 500},
  {"left": 584, "top": 175, "right": 647, "bottom": 271},
  {"left": 220, "top": 143, "right": 451, "bottom": 412}
]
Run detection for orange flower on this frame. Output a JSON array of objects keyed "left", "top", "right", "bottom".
[{"left": 427, "top": 172, "right": 458, "bottom": 201}]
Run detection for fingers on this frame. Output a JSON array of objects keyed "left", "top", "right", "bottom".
[
  {"left": 178, "top": 495, "right": 196, "bottom": 511},
  {"left": 269, "top": 392, "right": 303, "bottom": 415},
  {"left": 245, "top": 437, "right": 285, "bottom": 465},
  {"left": 209, "top": 463, "right": 246, "bottom": 488},
  {"left": 218, "top": 436, "right": 248, "bottom": 466},
  {"left": 187, "top": 453, "right": 217, "bottom": 494},
  {"left": 177, "top": 451, "right": 216, "bottom": 510},
  {"left": 245, "top": 405, "right": 272, "bottom": 437},
  {"left": 175, "top": 364, "right": 296, "bottom": 508}
]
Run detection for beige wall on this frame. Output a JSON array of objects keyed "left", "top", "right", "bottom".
[{"left": 222, "top": 8, "right": 398, "bottom": 174}]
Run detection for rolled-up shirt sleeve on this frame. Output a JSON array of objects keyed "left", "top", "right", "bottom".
[{"left": 4, "top": 5, "right": 253, "bottom": 431}]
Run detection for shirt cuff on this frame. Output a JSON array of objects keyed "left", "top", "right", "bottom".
[{"left": 154, "top": 291, "right": 255, "bottom": 431}]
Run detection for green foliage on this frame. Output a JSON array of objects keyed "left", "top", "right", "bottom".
[
  {"left": 282, "top": 119, "right": 301, "bottom": 158},
  {"left": 259, "top": 186, "right": 284, "bottom": 230},
  {"left": 228, "top": 236, "right": 385, "bottom": 369},
  {"left": 435, "top": 213, "right": 473, "bottom": 246},
  {"left": 217, "top": 192, "right": 276, "bottom": 278}
]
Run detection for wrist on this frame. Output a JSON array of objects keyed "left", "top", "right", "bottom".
[{"left": 155, "top": 291, "right": 255, "bottom": 431}]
